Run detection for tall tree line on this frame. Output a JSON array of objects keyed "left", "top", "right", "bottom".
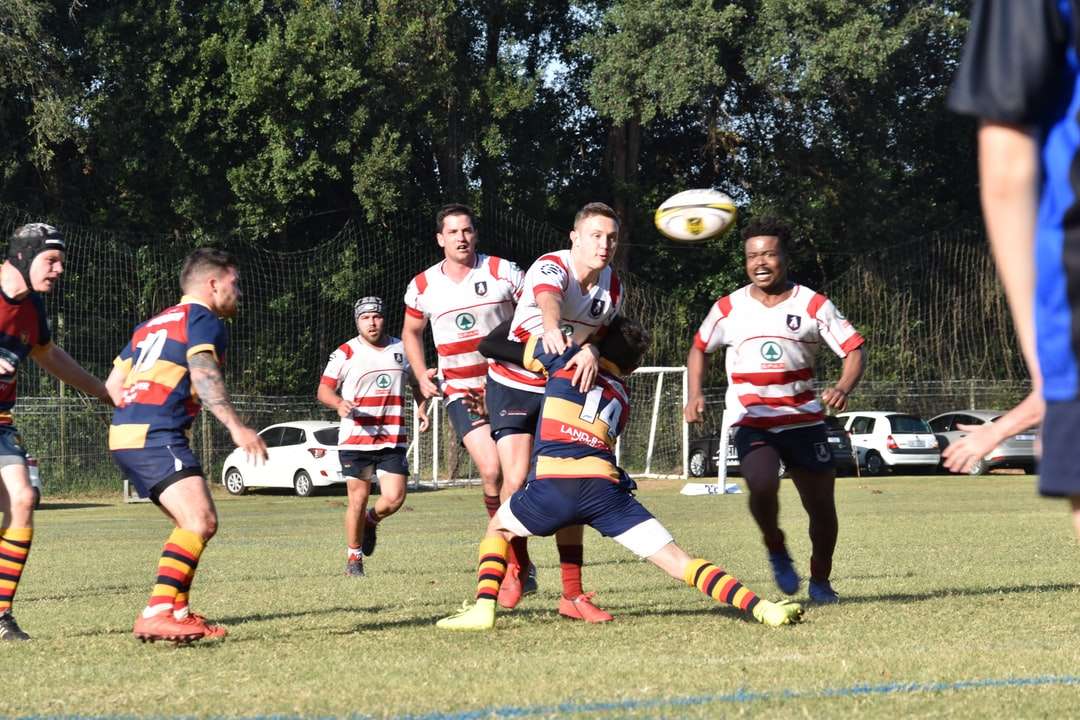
[{"left": 2, "top": 0, "right": 978, "bottom": 307}]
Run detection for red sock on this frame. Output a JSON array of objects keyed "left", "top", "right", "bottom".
[
  {"left": 483, "top": 494, "right": 501, "bottom": 518},
  {"left": 558, "top": 543, "right": 583, "bottom": 598}
]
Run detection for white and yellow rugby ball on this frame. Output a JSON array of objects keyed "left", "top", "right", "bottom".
[{"left": 654, "top": 189, "right": 737, "bottom": 242}]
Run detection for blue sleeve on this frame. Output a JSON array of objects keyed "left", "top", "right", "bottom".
[
  {"left": 948, "top": 0, "right": 1070, "bottom": 124},
  {"left": 186, "top": 306, "right": 228, "bottom": 361},
  {"left": 528, "top": 341, "right": 579, "bottom": 375}
]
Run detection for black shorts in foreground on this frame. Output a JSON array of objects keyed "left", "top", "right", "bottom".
[
  {"left": 339, "top": 447, "right": 409, "bottom": 480},
  {"left": 485, "top": 381, "right": 542, "bottom": 440},
  {"left": 111, "top": 444, "right": 204, "bottom": 505},
  {"left": 446, "top": 398, "right": 489, "bottom": 443},
  {"left": 733, "top": 423, "right": 835, "bottom": 474},
  {"left": 1037, "top": 401, "right": 1080, "bottom": 497}
]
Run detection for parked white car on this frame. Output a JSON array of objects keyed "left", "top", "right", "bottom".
[
  {"left": 221, "top": 421, "right": 344, "bottom": 497},
  {"left": 836, "top": 411, "right": 940, "bottom": 475}
]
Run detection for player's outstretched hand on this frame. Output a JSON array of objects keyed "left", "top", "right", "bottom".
[
  {"left": 541, "top": 326, "right": 568, "bottom": 356},
  {"left": 941, "top": 390, "right": 1043, "bottom": 473},
  {"left": 419, "top": 368, "right": 443, "bottom": 399},
  {"left": 684, "top": 394, "right": 705, "bottom": 424},
  {"left": 819, "top": 386, "right": 849, "bottom": 412},
  {"left": 566, "top": 344, "right": 600, "bottom": 392},
  {"left": 232, "top": 425, "right": 268, "bottom": 464}
]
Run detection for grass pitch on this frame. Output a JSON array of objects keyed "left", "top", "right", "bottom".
[{"left": 5, "top": 474, "right": 1078, "bottom": 718}]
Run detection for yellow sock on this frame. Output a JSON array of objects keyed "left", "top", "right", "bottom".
[
  {"left": 0, "top": 527, "right": 33, "bottom": 613},
  {"left": 476, "top": 536, "right": 510, "bottom": 601}
]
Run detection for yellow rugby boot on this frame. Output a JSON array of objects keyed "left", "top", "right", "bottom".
[
  {"left": 436, "top": 599, "right": 496, "bottom": 631},
  {"left": 752, "top": 599, "right": 804, "bottom": 627}
]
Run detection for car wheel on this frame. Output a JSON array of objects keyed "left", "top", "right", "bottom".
[
  {"left": 223, "top": 467, "right": 245, "bottom": 495},
  {"left": 294, "top": 470, "right": 315, "bottom": 497},
  {"left": 864, "top": 451, "right": 885, "bottom": 476},
  {"left": 967, "top": 458, "right": 987, "bottom": 476},
  {"left": 689, "top": 449, "right": 707, "bottom": 478}
]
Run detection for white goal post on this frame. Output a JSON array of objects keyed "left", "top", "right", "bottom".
[{"left": 409, "top": 366, "right": 690, "bottom": 487}]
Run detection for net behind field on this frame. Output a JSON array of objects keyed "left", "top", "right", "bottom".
[{"left": 0, "top": 204, "right": 1026, "bottom": 492}]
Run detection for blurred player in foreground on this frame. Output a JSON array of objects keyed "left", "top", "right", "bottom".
[
  {"left": 0, "top": 224, "right": 113, "bottom": 641},
  {"left": 437, "top": 316, "right": 802, "bottom": 630},
  {"left": 319, "top": 296, "right": 429, "bottom": 577},
  {"left": 947, "top": 0, "right": 1080, "bottom": 539},
  {"left": 684, "top": 217, "right": 865, "bottom": 603},
  {"left": 108, "top": 248, "right": 267, "bottom": 643}
]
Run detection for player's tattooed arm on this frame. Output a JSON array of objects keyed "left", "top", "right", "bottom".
[{"left": 190, "top": 351, "right": 268, "bottom": 461}]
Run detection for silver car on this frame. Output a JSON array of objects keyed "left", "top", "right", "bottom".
[{"left": 928, "top": 410, "right": 1038, "bottom": 475}]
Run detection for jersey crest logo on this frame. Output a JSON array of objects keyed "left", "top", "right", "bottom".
[
  {"left": 760, "top": 341, "right": 783, "bottom": 361},
  {"left": 474, "top": 281, "right": 488, "bottom": 296},
  {"left": 455, "top": 312, "right": 476, "bottom": 331},
  {"left": 590, "top": 299, "right": 606, "bottom": 317},
  {"left": 375, "top": 373, "right": 392, "bottom": 389},
  {"left": 394, "top": 352, "right": 403, "bottom": 364},
  {"left": 786, "top": 314, "right": 801, "bottom": 331},
  {"left": 814, "top": 442, "right": 831, "bottom": 463},
  {"left": 561, "top": 324, "right": 574, "bottom": 337}
]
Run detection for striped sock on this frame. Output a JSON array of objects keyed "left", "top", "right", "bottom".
[
  {"left": 684, "top": 559, "right": 761, "bottom": 616},
  {"left": 0, "top": 527, "right": 32, "bottom": 613},
  {"left": 145, "top": 528, "right": 204, "bottom": 618},
  {"left": 475, "top": 536, "right": 509, "bottom": 602},
  {"left": 483, "top": 494, "right": 501, "bottom": 518},
  {"left": 172, "top": 556, "right": 201, "bottom": 620},
  {"left": 558, "top": 543, "right": 584, "bottom": 598}
]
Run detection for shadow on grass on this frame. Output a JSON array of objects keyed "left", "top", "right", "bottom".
[
  {"left": 36, "top": 501, "right": 112, "bottom": 510},
  {"left": 838, "top": 581, "right": 1079, "bottom": 604}
]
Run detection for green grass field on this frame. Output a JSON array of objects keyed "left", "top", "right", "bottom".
[{"left": 5, "top": 475, "right": 1078, "bottom": 718}]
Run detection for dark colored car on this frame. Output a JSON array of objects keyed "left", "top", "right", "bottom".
[{"left": 687, "top": 416, "right": 856, "bottom": 478}]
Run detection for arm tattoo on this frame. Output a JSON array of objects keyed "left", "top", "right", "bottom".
[{"left": 189, "top": 351, "right": 242, "bottom": 425}]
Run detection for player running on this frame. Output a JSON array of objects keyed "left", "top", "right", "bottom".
[
  {"left": 436, "top": 317, "right": 803, "bottom": 631},
  {"left": 108, "top": 248, "right": 268, "bottom": 644},
  {"left": 319, "top": 296, "right": 429, "bottom": 577},
  {"left": 401, "top": 204, "right": 522, "bottom": 527},
  {"left": 684, "top": 217, "right": 865, "bottom": 604},
  {"left": 482, "top": 202, "right": 623, "bottom": 618},
  {"left": 0, "top": 224, "right": 113, "bottom": 641}
]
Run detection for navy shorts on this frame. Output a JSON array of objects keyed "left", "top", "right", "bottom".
[
  {"left": 111, "top": 444, "right": 203, "bottom": 504},
  {"left": 733, "top": 423, "right": 835, "bottom": 473},
  {"left": 486, "top": 381, "right": 542, "bottom": 440},
  {"left": 507, "top": 477, "right": 655, "bottom": 538},
  {"left": 0, "top": 425, "right": 29, "bottom": 468},
  {"left": 339, "top": 448, "right": 409, "bottom": 480},
  {"left": 1037, "top": 401, "right": 1080, "bottom": 497},
  {"left": 446, "top": 398, "right": 489, "bottom": 443}
]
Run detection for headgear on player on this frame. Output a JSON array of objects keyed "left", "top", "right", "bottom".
[
  {"left": 8, "top": 223, "right": 66, "bottom": 289},
  {"left": 353, "top": 296, "right": 384, "bottom": 318}
]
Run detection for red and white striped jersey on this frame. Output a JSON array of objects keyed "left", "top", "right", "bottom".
[
  {"left": 693, "top": 284, "right": 864, "bottom": 431},
  {"left": 319, "top": 335, "right": 411, "bottom": 449},
  {"left": 489, "top": 249, "right": 623, "bottom": 393},
  {"left": 403, "top": 254, "right": 524, "bottom": 403}
]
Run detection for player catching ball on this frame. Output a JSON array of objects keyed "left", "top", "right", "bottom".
[
  {"left": 436, "top": 317, "right": 803, "bottom": 631},
  {"left": 685, "top": 217, "right": 865, "bottom": 603},
  {"left": 319, "top": 296, "right": 429, "bottom": 577},
  {"left": 109, "top": 248, "right": 268, "bottom": 643}
]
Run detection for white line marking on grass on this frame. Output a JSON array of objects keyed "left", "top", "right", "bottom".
[{"left": 394, "top": 675, "right": 1080, "bottom": 719}]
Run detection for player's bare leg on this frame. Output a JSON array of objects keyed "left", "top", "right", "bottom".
[
  {"left": 791, "top": 468, "right": 839, "bottom": 603},
  {"left": 437, "top": 517, "right": 519, "bottom": 631},
  {"left": 1070, "top": 495, "right": 1080, "bottom": 541},
  {"left": 463, "top": 426, "right": 502, "bottom": 516},
  {"left": 362, "top": 471, "right": 407, "bottom": 557},
  {"left": 344, "top": 474, "right": 372, "bottom": 576},
  {"left": 0, "top": 464, "right": 35, "bottom": 640},
  {"left": 495, "top": 432, "right": 536, "bottom": 606},
  {"left": 645, "top": 540, "right": 802, "bottom": 627},
  {"left": 740, "top": 445, "right": 799, "bottom": 594},
  {"left": 134, "top": 476, "right": 221, "bottom": 643}
]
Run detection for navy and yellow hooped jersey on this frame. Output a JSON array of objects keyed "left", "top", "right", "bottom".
[
  {"left": 109, "top": 297, "right": 227, "bottom": 450},
  {"left": 521, "top": 337, "right": 633, "bottom": 489},
  {"left": 0, "top": 290, "right": 51, "bottom": 425}
]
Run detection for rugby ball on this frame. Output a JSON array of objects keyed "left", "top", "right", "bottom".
[{"left": 654, "top": 189, "right": 737, "bottom": 242}]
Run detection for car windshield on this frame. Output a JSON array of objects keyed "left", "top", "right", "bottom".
[{"left": 889, "top": 415, "right": 931, "bottom": 434}]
